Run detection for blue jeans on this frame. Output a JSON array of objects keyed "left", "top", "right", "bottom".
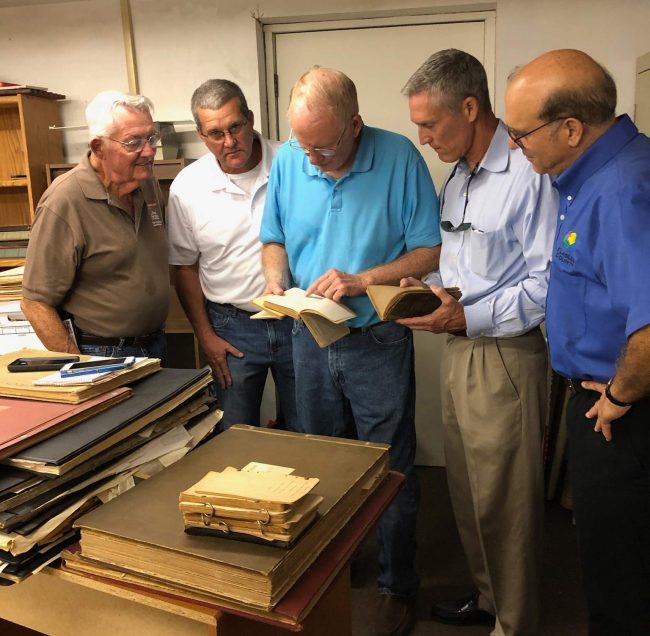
[
  {"left": 78, "top": 330, "right": 168, "bottom": 366},
  {"left": 292, "top": 319, "right": 419, "bottom": 597},
  {"left": 206, "top": 302, "right": 297, "bottom": 431}
]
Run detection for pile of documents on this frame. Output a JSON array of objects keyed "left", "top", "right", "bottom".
[
  {"left": 179, "top": 465, "right": 323, "bottom": 547},
  {"left": 0, "top": 347, "right": 220, "bottom": 584},
  {"left": 0, "top": 266, "right": 24, "bottom": 302},
  {"left": 63, "top": 426, "right": 389, "bottom": 612}
]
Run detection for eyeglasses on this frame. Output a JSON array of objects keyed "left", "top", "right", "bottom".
[
  {"left": 202, "top": 119, "right": 249, "bottom": 142},
  {"left": 507, "top": 117, "right": 567, "bottom": 149},
  {"left": 103, "top": 133, "right": 161, "bottom": 153},
  {"left": 288, "top": 123, "right": 347, "bottom": 158},
  {"left": 440, "top": 163, "right": 478, "bottom": 233}
]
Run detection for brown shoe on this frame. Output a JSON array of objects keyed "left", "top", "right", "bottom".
[{"left": 373, "top": 593, "right": 415, "bottom": 636}]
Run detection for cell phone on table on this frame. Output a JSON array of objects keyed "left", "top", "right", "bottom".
[
  {"left": 59, "top": 356, "right": 136, "bottom": 377},
  {"left": 7, "top": 356, "right": 80, "bottom": 372}
]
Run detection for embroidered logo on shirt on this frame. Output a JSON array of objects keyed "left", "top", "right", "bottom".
[
  {"left": 555, "top": 230, "right": 577, "bottom": 266},
  {"left": 563, "top": 231, "right": 577, "bottom": 249},
  {"left": 147, "top": 203, "right": 163, "bottom": 227}
]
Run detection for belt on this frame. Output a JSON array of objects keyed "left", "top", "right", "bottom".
[
  {"left": 77, "top": 329, "right": 163, "bottom": 347},
  {"left": 209, "top": 302, "right": 255, "bottom": 317},
  {"left": 450, "top": 330, "right": 468, "bottom": 337}
]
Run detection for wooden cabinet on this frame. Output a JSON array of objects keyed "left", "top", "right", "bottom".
[{"left": 0, "top": 94, "right": 64, "bottom": 228}]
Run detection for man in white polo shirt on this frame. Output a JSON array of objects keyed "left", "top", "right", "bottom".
[{"left": 168, "top": 79, "right": 296, "bottom": 430}]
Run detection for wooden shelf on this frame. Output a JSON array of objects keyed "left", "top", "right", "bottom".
[{"left": 0, "top": 94, "right": 64, "bottom": 228}]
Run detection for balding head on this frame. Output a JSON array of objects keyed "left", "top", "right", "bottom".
[
  {"left": 505, "top": 49, "right": 617, "bottom": 175},
  {"left": 509, "top": 49, "right": 616, "bottom": 126},
  {"left": 287, "top": 66, "right": 359, "bottom": 126}
]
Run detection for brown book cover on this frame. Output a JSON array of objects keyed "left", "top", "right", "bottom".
[
  {"left": 0, "top": 388, "right": 131, "bottom": 460},
  {"left": 74, "top": 425, "right": 389, "bottom": 609},
  {"left": 367, "top": 284, "right": 463, "bottom": 320}
]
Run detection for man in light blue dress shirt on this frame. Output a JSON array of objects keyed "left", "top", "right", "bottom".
[{"left": 400, "top": 50, "right": 558, "bottom": 636}]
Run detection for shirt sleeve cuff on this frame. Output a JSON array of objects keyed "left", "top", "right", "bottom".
[{"left": 464, "top": 302, "right": 493, "bottom": 338}]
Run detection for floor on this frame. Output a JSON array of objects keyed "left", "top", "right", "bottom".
[{"left": 351, "top": 466, "right": 588, "bottom": 636}]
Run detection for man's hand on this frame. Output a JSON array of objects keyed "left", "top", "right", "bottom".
[
  {"left": 400, "top": 277, "right": 429, "bottom": 289},
  {"left": 397, "top": 285, "right": 467, "bottom": 334},
  {"left": 306, "top": 268, "right": 368, "bottom": 302},
  {"left": 199, "top": 331, "right": 243, "bottom": 390},
  {"left": 262, "top": 282, "right": 285, "bottom": 296},
  {"left": 582, "top": 380, "right": 631, "bottom": 442}
]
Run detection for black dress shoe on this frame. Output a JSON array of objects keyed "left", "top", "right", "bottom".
[
  {"left": 432, "top": 592, "right": 496, "bottom": 626},
  {"left": 374, "top": 593, "right": 415, "bottom": 636}
]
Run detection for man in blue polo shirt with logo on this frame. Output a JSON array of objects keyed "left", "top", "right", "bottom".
[
  {"left": 506, "top": 49, "right": 650, "bottom": 635},
  {"left": 261, "top": 66, "right": 441, "bottom": 636}
]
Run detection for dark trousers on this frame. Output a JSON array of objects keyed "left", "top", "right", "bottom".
[{"left": 567, "top": 392, "right": 650, "bottom": 636}]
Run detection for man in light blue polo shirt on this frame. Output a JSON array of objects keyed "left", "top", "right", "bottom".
[{"left": 261, "top": 66, "right": 441, "bottom": 636}]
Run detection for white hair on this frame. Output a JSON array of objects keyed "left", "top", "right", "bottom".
[{"left": 85, "top": 90, "right": 154, "bottom": 140}]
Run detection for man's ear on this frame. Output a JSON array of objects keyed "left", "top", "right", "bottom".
[
  {"left": 89, "top": 137, "right": 104, "bottom": 158},
  {"left": 564, "top": 118, "right": 585, "bottom": 148},
  {"left": 462, "top": 96, "right": 480, "bottom": 123},
  {"left": 247, "top": 110, "right": 255, "bottom": 129}
]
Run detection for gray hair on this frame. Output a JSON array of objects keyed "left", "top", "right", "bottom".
[
  {"left": 85, "top": 90, "right": 154, "bottom": 140},
  {"left": 190, "top": 79, "right": 250, "bottom": 127},
  {"left": 402, "top": 49, "right": 492, "bottom": 114}
]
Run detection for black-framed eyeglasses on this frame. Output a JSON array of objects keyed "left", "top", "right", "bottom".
[
  {"left": 103, "top": 132, "right": 161, "bottom": 153},
  {"left": 439, "top": 163, "right": 478, "bottom": 233},
  {"left": 202, "top": 119, "right": 249, "bottom": 142},
  {"left": 507, "top": 117, "right": 567, "bottom": 149},
  {"left": 288, "top": 122, "right": 347, "bottom": 158}
]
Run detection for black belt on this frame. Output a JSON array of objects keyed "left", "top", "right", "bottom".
[
  {"left": 77, "top": 329, "right": 163, "bottom": 347},
  {"left": 210, "top": 302, "right": 256, "bottom": 316}
]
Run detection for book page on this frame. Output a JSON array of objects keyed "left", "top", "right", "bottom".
[
  {"left": 257, "top": 288, "right": 356, "bottom": 324},
  {"left": 191, "top": 469, "right": 319, "bottom": 504}
]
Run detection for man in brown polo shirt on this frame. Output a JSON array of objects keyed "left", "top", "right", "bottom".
[{"left": 21, "top": 90, "right": 169, "bottom": 361}]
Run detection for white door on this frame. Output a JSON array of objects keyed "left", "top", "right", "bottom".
[{"left": 263, "top": 12, "right": 495, "bottom": 465}]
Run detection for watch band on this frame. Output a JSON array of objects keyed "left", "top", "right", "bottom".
[{"left": 605, "top": 378, "right": 633, "bottom": 408}]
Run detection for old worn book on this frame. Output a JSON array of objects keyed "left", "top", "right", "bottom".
[
  {"left": 251, "top": 288, "right": 356, "bottom": 347},
  {"left": 367, "top": 284, "right": 463, "bottom": 320},
  {"left": 73, "top": 425, "right": 389, "bottom": 609},
  {"left": 180, "top": 466, "right": 323, "bottom": 546},
  {"left": 0, "top": 349, "right": 160, "bottom": 403}
]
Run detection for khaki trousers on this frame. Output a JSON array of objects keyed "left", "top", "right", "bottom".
[{"left": 441, "top": 328, "right": 548, "bottom": 636}]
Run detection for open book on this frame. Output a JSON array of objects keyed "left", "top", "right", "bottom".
[
  {"left": 251, "top": 288, "right": 356, "bottom": 348},
  {"left": 367, "top": 285, "right": 463, "bottom": 320}
]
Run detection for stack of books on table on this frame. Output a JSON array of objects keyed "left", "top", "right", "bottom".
[
  {"left": 179, "top": 465, "right": 324, "bottom": 547},
  {"left": 0, "top": 348, "right": 219, "bottom": 584},
  {"left": 62, "top": 425, "right": 390, "bottom": 619}
]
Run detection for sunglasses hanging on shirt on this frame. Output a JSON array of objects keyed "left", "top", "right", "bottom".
[{"left": 439, "top": 162, "right": 479, "bottom": 233}]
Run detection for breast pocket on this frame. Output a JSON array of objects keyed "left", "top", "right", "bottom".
[{"left": 469, "top": 227, "right": 515, "bottom": 281}]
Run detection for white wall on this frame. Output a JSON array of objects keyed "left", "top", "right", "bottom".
[{"left": 0, "top": 0, "right": 648, "bottom": 161}]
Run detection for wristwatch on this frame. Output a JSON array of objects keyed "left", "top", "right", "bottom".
[{"left": 605, "top": 378, "right": 633, "bottom": 408}]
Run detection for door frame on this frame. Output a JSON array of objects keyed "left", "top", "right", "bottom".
[{"left": 261, "top": 10, "right": 496, "bottom": 139}]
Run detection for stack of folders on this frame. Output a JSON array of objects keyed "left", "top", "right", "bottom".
[
  {"left": 0, "top": 347, "right": 220, "bottom": 585},
  {"left": 179, "top": 465, "right": 324, "bottom": 547}
]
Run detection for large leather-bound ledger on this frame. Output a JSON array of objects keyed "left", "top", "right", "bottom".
[{"left": 73, "top": 425, "right": 389, "bottom": 610}]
